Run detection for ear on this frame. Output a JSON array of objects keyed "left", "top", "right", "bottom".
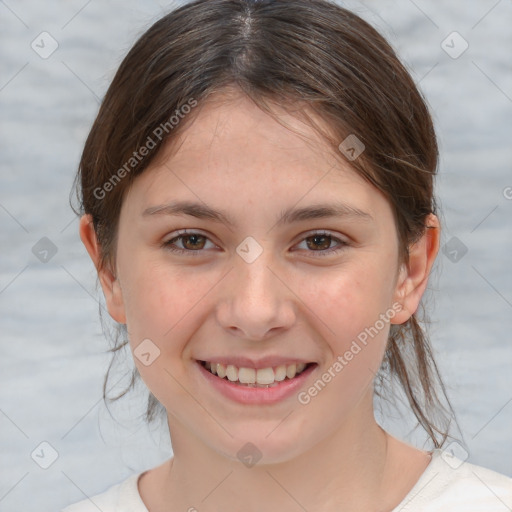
[
  {"left": 79, "top": 214, "right": 126, "bottom": 324},
  {"left": 391, "top": 213, "right": 440, "bottom": 325}
]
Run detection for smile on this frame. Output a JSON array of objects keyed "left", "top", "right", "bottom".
[{"left": 198, "top": 360, "right": 314, "bottom": 388}]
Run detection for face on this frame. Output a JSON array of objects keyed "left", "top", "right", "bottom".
[{"left": 89, "top": 91, "right": 421, "bottom": 465}]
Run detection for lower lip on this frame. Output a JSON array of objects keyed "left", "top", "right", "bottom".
[{"left": 196, "top": 361, "right": 317, "bottom": 405}]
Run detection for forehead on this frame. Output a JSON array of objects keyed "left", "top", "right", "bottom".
[
  {"left": 121, "top": 91, "right": 392, "bottom": 226},
  {"left": 160, "top": 91, "right": 335, "bottom": 169}
]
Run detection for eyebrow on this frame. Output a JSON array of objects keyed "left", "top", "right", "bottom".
[{"left": 141, "top": 200, "right": 373, "bottom": 228}]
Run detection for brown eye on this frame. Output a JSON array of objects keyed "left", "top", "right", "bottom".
[
  {"left": 163, "top": 231, "right": 215, "bottom": 255},
  {"left": 306, "top": 234, "right": 333, "bottom": 251},
  {"left": 295, "top": 231, "right": 348, "bottom": 257},
  {"left": 180, "top": 234, "right": 207, "bottom": 250}
]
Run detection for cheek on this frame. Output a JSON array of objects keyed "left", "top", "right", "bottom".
[
  {"left": 119, "top": 256, "right": 216, "bottom": 354},
  {"left": 304, "top": 264, "right": 394, "bottom": 341},
  {"left": 301, "top": 259, "right": 396, "bottom": 391},
  {"left": 295, "top": 268, "right": 393, "bottom": 413},
  {"left": 119, "top": 260, "right": 220, "bottom": 407}
]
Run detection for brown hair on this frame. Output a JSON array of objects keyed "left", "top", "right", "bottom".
[{"left": 72, "top": 0, "right": 458, "bottom": 447}]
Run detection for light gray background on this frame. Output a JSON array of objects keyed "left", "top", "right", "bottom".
[{"left": 1, "top": 1, "right": 511, "bottom": 511}]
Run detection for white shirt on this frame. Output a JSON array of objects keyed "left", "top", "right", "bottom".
[{"left": 61, "top": 448, "right": 512, "bottom": 511}]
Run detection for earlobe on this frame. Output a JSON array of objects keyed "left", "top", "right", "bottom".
[
  {"left": 391, "top": 213, "right": 440, "bottom": 325},
  {"left": 78, "top": 214, "right": 127, "bottom": 324}
]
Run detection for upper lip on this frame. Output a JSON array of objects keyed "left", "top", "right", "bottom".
[{"left": 197, "top": 356, "right": 316, "bottom": 370}]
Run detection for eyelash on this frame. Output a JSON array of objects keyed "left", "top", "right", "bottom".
[{"left": 162, "top": 229, "right": 348, "bottom": 257}]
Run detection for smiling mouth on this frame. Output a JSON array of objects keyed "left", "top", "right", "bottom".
[{"left": 198, "top": 360, "right": 316, "bottom": 388}]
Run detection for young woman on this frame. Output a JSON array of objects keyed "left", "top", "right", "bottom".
[{"left": 64, "top": 0, "right": 512, "bottom": 510}]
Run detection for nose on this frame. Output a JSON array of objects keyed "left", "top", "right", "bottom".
[{"left": 215, "top": 248, "right": 296, "bottom": 341}]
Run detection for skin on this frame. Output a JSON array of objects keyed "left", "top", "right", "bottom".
[{"left": 80, "top": 89, "right": 440, "bottom": 512}]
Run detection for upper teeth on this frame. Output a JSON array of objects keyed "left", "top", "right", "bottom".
[{"left": 204, "top": 361, "right": 308, "bottom": 385}]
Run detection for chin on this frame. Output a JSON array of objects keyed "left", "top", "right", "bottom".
[{"left": 211, "top": 429, "right": 310, "bottom": 467}]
